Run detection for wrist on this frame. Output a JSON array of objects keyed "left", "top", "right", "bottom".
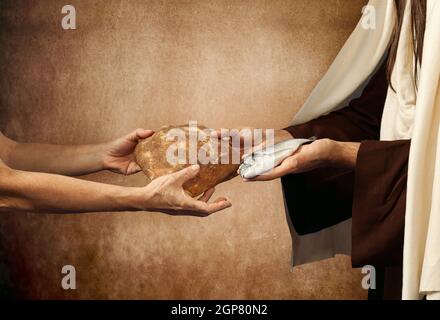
[
  {"left": 332, "top": 141, "right": 360, "bottom": 169},
  {"left": 98, "top": 142, "right": 113, "bottom": 171},
  {"left": 70, "top": 143, "right": 109, "bottom": 174},
  {"left": 116, "top": 186, "right": 150, "bottom": 211},
  {"left": 4, "top": 138, "right": 19, "bottom": 166}
]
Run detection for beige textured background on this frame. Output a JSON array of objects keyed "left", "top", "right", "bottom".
[{"left": 0, "top": 0, "right": 368, "bottom": 299}]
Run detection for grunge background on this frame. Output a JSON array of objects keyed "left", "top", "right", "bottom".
[{"left": 0, "top": 0, "right": 367, "bottom": 299}]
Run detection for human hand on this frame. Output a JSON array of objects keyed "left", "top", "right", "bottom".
[
  {"left": 212, "top": 127, "right": 293, "bottom": 157},
  {"left": 244, "top": 139, "right": 360, "bottom": 181},
  {"left": 140, "top": 165, "right": 232, "bottom": 217},
  {"left": 102, "top": 128, "right": 154, "bottom": 175}
]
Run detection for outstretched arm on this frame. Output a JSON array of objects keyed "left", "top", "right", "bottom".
[
  {"left": 0, "top": 129, "right": 153, "bottom": 176},
  {"left": 0, "top": 159, "right": 231, "bottom": 216}
]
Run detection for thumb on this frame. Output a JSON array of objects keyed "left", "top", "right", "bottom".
[
  {"left": 173, "top": 164, "right": 200, "bottom": 184},
  {"left": 127, "top": 128, "right": 154, "bottom": 143},
  {"left": 136, "top": 129, "right": 154, "bottom": 139}
]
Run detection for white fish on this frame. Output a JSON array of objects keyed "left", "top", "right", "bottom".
[{"left": 238, "top": 137, "right": 317, "bottom": 179}]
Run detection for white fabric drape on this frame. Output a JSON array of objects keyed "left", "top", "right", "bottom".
[
  {"left": 403, "top": 0, "right": 440, "bottom": 301},
  {"left": 287, "top": 0, "right": 440, "bottom": 300}
]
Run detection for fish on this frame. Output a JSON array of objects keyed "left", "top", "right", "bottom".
[{"left": 238, "top": 136, "right": 317, "bottom": 179}]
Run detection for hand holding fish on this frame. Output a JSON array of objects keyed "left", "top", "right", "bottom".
[{"left": 243, "top": 139, "right": 360, "bottom": 181}]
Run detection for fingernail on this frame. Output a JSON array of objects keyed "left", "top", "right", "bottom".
[{"left": 191, "top": 164, "right": 200, "bottom": 171}]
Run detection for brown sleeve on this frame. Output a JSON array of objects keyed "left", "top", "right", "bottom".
[
  {"left": 282, "top": 60, "right": 389, "bottom": 234},
  {"left": 282, "top": 139, "right": 409, "bottom": 269},
  {"left": 281, "top": 167, "right": 355, "bottom": 235},
  {"left": 351, "top": 140, "right": 410, "bottom": 268},
  {"left": 282, "top": 58, "right": 409, "bottom": 269},
  {"left": 284, "top": 59, "right": 388, "bottom": 141},
  {"left": 282, "top": 140, "right": 411, "bottom": 267}
]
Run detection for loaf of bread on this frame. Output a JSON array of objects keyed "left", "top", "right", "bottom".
[{"left": 135, "top": 124, "right": 239, "bottom": 197}]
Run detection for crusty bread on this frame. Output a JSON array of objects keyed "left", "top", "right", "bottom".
[{"left": 135, "top": 124, "right": 239, "bottom": 197}]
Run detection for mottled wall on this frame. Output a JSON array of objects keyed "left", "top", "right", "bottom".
[{"left": 0, "top": 0, "right": 368, "bottom": 299}]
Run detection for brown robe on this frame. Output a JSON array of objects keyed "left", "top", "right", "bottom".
[{"left": 282, "top": 61, "right": 410, "bottom": 299}]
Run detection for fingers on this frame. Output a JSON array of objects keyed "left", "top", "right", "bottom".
[
  {"left": 211, "top": 130, "right": 224, "bottom": 139},
  {"left": 245, "top": 158, "right": 297, "bottom": 181},
  {"left": 213, "top": 196, "right": 228, "bottom": 202},
  {"left": 150, "top": 167, "right": 232, "bottom": 216},
  {"left": 127, "top": 128, "right": 154, "bottom": 143},
  {"left": 211, "top": 128, "right": 250, "bottom": 141},
  {"left": 211, "top": 129, "right": 237, "bottom": 139},
  {"left": 126, "top": 162, "right": 142, "bottom": 175},
  {"left": 189, "top": 197, "right": 232, "bottom": 215},
  {"left": 242, "top": 141, "right": 265, "bottom": 158},
  {"left": 205, "top": 199, "right": 232, "bottom": 213},
  {"left": 186, "top": 187, "right": 231, "bottom": 215},
  {"left": 198, "top": 188, "right": 215, "bottom": 202},
  {"left": 163, "top": 191, "right": 231, "bottom": 217},
  {"left": 137, "top": 129, "right": 154, "bottom": 139},
  {"left": 172, "top": 164, "right": 200, "bottom": 184},
  {"left": 210, "top": 130, "right": 234, "bottom": 146}
]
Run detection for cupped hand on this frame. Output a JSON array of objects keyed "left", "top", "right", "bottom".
[
  {"left": 244, "top": 138, "right": 339, "bottom": 181},
  {"left": 143, "top": 165, "right": 232, "bottom": 217},
  {"left": 102, "top": 128, "right": 154, "bottom": 175}
]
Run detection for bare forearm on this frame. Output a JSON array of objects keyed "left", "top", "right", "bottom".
[
  {"left": 0, "top": 168, "right": 144, "bottom": 213},
  {"left": 8, "top": 142, "right": 108, "bottom": 176}
]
